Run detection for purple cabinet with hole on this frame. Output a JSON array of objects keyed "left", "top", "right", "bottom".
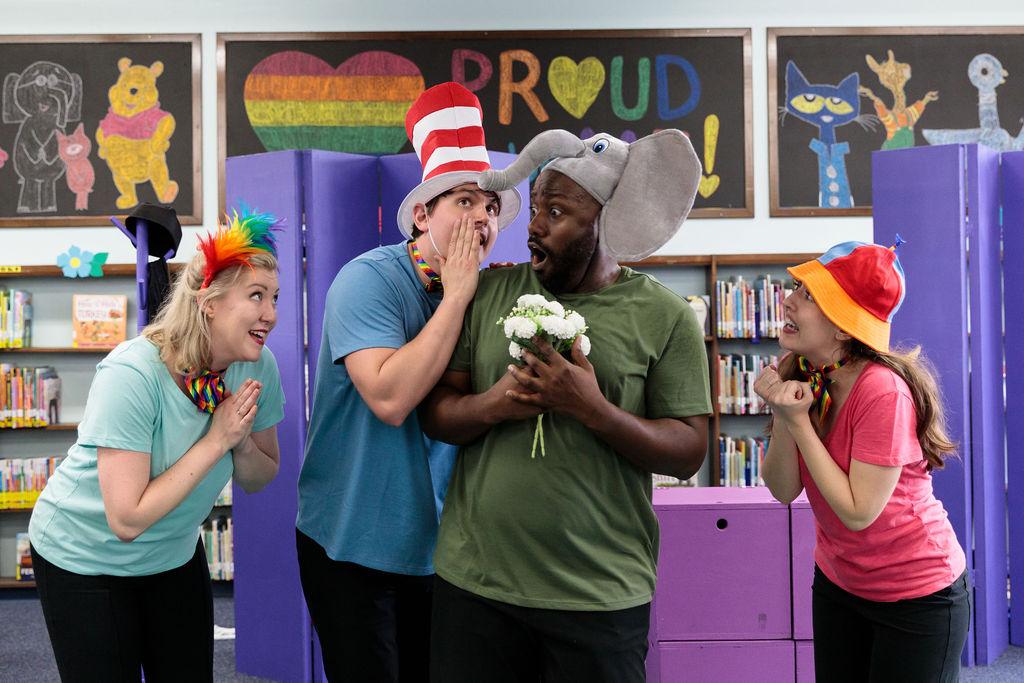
[
  {"left": 791, "top": 494, "right": 815, "bottom": 640},
  {"left": 796, "top": 640, "right": 815, "bottom": 683},
  {"left": 652, "top": 487, "right": 792, "bottom": 641},
  {"left": 651, "top": 640, "right": 795, "bottom": 683}
]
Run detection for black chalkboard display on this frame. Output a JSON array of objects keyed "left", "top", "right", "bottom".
[
  {"left": 219, "top": 29, "right": 752, "bottom": 218},
  {"left": 769, "top": 27, "right": 1024, "bottom": 216},
  {"left": 0, "top": 34, "right": 201, "bottom": 227}
]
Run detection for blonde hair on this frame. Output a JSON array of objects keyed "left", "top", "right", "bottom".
[
  {"left": 142, "top": 251, "right": 278, "bottom": 373},
  {"left": 776, "top": 341, "right": 957, "bottom": 470}
]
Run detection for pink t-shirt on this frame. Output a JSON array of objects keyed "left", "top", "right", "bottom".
[{"left": 798, "top": 361, "right": 966, "bottom": 602}]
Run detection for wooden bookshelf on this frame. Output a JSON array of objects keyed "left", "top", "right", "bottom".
[
  {"left": 0, "top": 263, "right": 183, "bottom": 278},
  {"left": 628, "top": 252, "right": 817, "bottom": 486},
  {"left": 0, "top": 347, "right": 110, "bottom": 354},
  {"left": 0, "top": 423, "right": 78, "bottom": 432},
  {"left": 0, "top": 578, "right": 34, "bottom": 589}
]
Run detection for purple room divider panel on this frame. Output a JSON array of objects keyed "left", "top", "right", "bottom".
[
  {"left": 379, "top": 153, "right": 422, "bottom": 247},
  {"left": 1002, "top": 151, "right": 1024, "bottom": 647},
  {"left": 379, "top": 151, "right": 532, "bottom": 266},
  {"left": 301, "top": 150, "right": 384, "bottom": 682},
  {"left": 964, "top": 146, "right": 1009, "bottom": 664},
  {"left": 872, "top": 144, "right": 1008, "bottom": 665},
  {"left": 303, "top": 151, "right": 380, "bottom": 394},
  {"left": 228, "top": 148, "right": 533, "bottom": 682},
  {"left": 226, "top": 151, "right": 313, "bottom": 682}
]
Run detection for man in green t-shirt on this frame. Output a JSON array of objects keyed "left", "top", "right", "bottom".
[{"left": 421, "top": 129, "right": 712, "bottom": 682}]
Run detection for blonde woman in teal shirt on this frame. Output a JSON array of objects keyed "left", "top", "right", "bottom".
[{"left": 28, "top": 212, "right": 286, "bottom": 683}]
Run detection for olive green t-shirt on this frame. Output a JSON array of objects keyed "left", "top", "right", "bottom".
[{"left": 435, "top": 264, "right": 712, "bottom": 610}]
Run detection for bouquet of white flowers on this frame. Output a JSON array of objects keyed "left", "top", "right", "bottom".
[{"left": 497, "top": 294, "right": 590, "bottom": 458}]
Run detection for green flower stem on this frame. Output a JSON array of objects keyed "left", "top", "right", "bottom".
[{"left": 539, "top": 413, "right": 546, "bottom": 457}]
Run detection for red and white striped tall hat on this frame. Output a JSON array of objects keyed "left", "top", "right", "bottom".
[{"left": 397, "top": 82, "right": 521, "bottom": 238}]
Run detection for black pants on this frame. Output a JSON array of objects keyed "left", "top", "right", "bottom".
[
  {"left": 430, "top": 575, "right": 650, "bottom": 683},
  {"left": 31, "top": 540, "right": 213, "bottom": 683},
  {"left": 812, "top": 565, "right": 971, "bottom": 682},
  {"left": 295, "top": 529, "right": 433, "bottom": 683}
]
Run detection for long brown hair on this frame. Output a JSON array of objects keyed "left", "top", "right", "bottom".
[{"left": 776, "top": 341, "right": 956, "bottom": 470}]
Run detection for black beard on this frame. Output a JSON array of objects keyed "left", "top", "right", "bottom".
[{"left": 536, "top": 228, "right": 599, "bottom": 294}]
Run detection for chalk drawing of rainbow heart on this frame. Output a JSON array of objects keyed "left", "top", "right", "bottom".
[{"left": 244, "top": 50, "right": 424, "bottom": 154}]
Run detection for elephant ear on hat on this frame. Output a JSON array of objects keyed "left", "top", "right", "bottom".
[{"left": 600, "top": 129, "right": 701, "bottom": 261}]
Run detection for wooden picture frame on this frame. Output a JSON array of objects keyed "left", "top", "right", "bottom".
[
  {"left": 769, "top": 26, "right": 1024, "bottom": 217},
  {"left": 0, "top": 33, "right": 202, "bottom": 227},
  {"left": 218, "top": 29, "right": 753, "bottom": 219}
]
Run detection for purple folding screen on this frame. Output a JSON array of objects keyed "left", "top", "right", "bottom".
[
  {"left": 1002, "top": 151, "right": 1024, "bottom": 647},
  {"left": 303, "top": 151, "right": 380, "bottom": 395},
  {"left": 226, "top": 151, "right": 313, "bottom": 683},
  {"left": 229, "top": 149, "right": 532, "bottom": 682},
  {"left": 872, "top": 144, "right": 1007, "bottom": 665}
]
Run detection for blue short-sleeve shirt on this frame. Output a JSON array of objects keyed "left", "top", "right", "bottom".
[{"left": 296, "top": 242, "right": 457, "bottom": 576}]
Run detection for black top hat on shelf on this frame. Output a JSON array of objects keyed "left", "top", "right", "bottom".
[{"left": 119, "top": 203, "right": 182, "bottom": 260}]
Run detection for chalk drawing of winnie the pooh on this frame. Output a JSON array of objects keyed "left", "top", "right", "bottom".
[{"left": 96, "top": 58, "right": 178, "bottom": 209}]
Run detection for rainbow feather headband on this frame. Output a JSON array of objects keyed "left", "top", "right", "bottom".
[{"left": 198, "top": 207, "right": 280, "bottom": 289}]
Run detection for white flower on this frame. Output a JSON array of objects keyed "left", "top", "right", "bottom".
[
  {"left": 544, "top": 300, "right": 565, "bottom": 317},
  {"left": 509, "top": 341, "right": 525, "bottom": 360},
  {"left": 504, "top": 316, "right": 537, "bottom": 340},
  {"left": 566, "top": 311, "right": 586, "bottom": 334},
  {"left": 516, "top": 294, "right": 549, "bottom": 310},
  {"left": 579, "top": 334, "right": 591, "bottom": 356},
  {"left": 538, "top": 315, "right": 575, "bottom": 340}
]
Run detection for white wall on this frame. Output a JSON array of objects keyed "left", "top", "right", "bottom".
[{"left": 2, "top": 0, "right": 1022, "bottom": 264}]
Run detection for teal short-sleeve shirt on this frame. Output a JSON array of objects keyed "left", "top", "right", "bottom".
[{"left": 29, "top": 336, "right": 285, "bottom": 576}]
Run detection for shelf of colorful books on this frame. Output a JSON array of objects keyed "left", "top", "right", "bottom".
[
  {"left": 0, "top": 347, "right": 109, "bottom": 354},
  {"left": 622, "top": 252, "right": 816, "bottom": 487},
  {"left": 718, "top": 433, "right": 770, "bottom": 487}
]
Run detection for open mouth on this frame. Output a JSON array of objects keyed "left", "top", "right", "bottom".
[
  {"left": 528, "top": 242, "right": 548, "bottom": 269},
  {"left": 783, "top": 318, "right": 799, "bottom": 334},
  {"left": 249, "top": 329, "right": 267, "bottom": 346}
]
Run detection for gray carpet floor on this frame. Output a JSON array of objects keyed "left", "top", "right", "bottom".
[
  {"left": 0, "top": 589, "right": 270, "bottom": 683},
  {"left": 1, "top": 589, "right": 1023, "bottom": 681}
]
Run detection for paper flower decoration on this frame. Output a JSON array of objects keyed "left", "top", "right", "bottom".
[{"left": 57, "top": 246, "right": 108, "bottom": 278}]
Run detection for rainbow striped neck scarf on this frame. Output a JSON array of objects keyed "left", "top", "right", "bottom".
[
  {"left": 184, "top": 369, "right": 226, "bottom": 414},
  {"left": 797, "top": 355, "right": 848, "bottom": 426},
  {"left": 410, "top": 241, "right": 442, "bottom": 293}
]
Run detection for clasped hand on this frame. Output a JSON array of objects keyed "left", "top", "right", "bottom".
[
  {"left": 208, "top": 378, "right": 262, "bottom": 452},
  {"left": 503, "top": 336, "right": 604, "bottom": 423},
  {"left": 752, "top": 365, "right": 813, "bottom": 425}
]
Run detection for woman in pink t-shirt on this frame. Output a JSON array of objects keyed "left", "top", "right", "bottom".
[{"left": 754, "top": 240, "right": 969, "bottom": 683}]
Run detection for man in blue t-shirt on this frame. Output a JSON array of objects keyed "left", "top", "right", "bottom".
[{"left": 295, "top": 82, "right": 521, "bottom": 681}]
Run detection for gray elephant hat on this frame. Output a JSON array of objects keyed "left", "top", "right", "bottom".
[{"left": 478, "top": 129, "right": 701, "bottom": 261}]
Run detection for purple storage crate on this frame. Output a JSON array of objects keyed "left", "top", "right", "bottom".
[
  {"left": 649, "top": 640, "right": 795, "bottom": 683},
  {"left": 652, "top": 487, "right": 792, "bottom": 641},
  {"left": 795, "top": 640, "right": 815, "bottom": 683},
  {"left": 790, "top": 494, "right": 815, "bottom": 640}
]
